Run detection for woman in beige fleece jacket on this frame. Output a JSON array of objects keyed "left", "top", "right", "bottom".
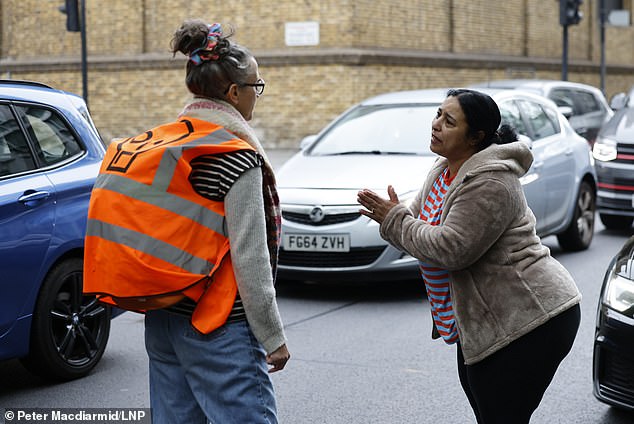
[{"left": 358, "top": 89, "right": 580, "bottom": 424}]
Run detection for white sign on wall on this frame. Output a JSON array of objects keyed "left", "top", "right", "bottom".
[
  {"left": 285, "top": 21, "right": 320, "bottom": 46},
  {"left": 608, "top": 10, "right": 630, "bottom": 27}
]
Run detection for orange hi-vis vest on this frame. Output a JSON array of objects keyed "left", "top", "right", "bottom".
[{"left": 84, "top": 117, "right": 256, "bottom": 334}]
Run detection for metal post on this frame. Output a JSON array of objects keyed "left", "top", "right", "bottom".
[
  {"left": 80, "top": 0, "right": 88, "bottom": 107},
  {"left": 562, "top": 24, "right": 569, "bottom": 81},
  {"left": 599, "top": 0, "right": 606, "bottom": 95}
]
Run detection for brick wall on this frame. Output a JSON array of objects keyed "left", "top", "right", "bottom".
[{"left": 1, "top": 0, "right": 633, "bottom": 147}]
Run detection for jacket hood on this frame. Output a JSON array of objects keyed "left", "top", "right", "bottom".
[{"left": 457, "top": 141, "right": 533, "bottom": 182}]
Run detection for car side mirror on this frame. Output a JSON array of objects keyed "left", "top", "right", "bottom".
[
  {"left": 558, "top": 106, "right": 573, "bottom": 119},
  {"left": 517, "top": 134, "right": 533, "bottom": 149},
  {"left": 299, "top": 135, "right": 317, "bottom": 150},
  {"left": 610, "top": 92, "right": 628, "bottom": 111}
]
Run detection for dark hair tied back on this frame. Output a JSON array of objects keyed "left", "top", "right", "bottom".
[{"left": 495, "top": 124, "right": 518, "bottom": 145}]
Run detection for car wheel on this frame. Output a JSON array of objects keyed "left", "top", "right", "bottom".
[
  {"left": 557, "top": 181, "right": 595, "bottom": 251},
  {"left": 20, "top": 257, "right": 111, "bottom": 381},
  {"left": 599, "top": 214, "right": 634, "bottom": 230}
]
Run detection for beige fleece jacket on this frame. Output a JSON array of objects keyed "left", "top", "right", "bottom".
[{"left": 380, "top": 142, "right": 581, "bottom": 365}]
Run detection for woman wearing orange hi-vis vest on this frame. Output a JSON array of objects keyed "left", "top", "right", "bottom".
[{"left": 84, "top": 19, "right": 289, "bottom": 424}]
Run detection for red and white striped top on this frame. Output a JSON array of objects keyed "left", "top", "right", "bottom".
[{"left": 418, "top": 168, "right": 459, "bottom": 344}]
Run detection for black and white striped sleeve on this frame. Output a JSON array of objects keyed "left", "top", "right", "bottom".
[{"left": 189, "top": 150, "right": 263, "bottom": 201}]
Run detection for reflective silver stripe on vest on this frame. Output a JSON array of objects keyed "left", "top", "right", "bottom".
[
  {"left": 86, "top": 219, "right": 213, "bottom": 275},
  {"left": 153, "top": 128, "right": 239, "bottom": 192},
  {"left": 90, "top": 125, "right": 241, "bottom": 274},
  {"left": 93, "top": 173, "right": 227, "bottom": 237}
]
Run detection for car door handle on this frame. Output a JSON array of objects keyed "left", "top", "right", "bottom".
[{"left": 18, "top": 190, "right": 51, "bottom": 204}]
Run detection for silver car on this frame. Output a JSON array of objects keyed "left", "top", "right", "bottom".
[
  {"left": 471, "top": 79, "right": 613, "bottom": 146},
  {"left": 276, "top": 88, "right": 597, "bottom": 282}
]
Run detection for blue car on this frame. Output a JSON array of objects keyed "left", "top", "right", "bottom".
[{"left": 0, "top": 80, "right": 111, "bottom": 380}]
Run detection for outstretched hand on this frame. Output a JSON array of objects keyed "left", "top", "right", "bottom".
[{"left": 357, "top": 185, "right": 400, "bottom": 224}]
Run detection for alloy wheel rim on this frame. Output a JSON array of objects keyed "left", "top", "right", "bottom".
[{"left": 49, "top": 270, "right": 108, "bottom": 367}]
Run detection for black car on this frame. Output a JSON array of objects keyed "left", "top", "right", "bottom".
[
  {"left": 593, "top": 106, "right": 634, "bottom": 230},
  {"left": 593, "top": 236, "right": 634, "bottom": 410}
]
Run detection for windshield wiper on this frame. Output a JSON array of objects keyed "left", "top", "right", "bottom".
[
  {"left": 327, "top": 150, "right": 419, "bottom": 156},
  {"left": 329, "top": 150, "right": 382, "bottom": 155}
]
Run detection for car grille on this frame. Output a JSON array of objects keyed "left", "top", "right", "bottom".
[
  {"left": 596, "top": 195, "right": 634, "bottom": 214},
  {"left": 616, "top": 143, "right": 634, "bottom": 164},
  {"left": 599, "top": 350, "right": 634, "bottom": 406},
  {"left": 600, "top": 177, "right": 634, "bottom": 187},
  {"left": 282, "top": 211, "right": 360, "bottom": 226},
  {"left": 279, "top": 247, "right": 386, "bottom": 268}
]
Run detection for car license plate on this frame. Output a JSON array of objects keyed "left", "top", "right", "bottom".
[{"left": 283, "top": 233, "right": 350, "bottom": 252}]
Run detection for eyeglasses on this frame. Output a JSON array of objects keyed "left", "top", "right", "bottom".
[
  {"left": 240, "top": 78, "right": 265, "bottom": 96},
  {"left": 224, "top": 78, "right": 266, "bottom": 97}
]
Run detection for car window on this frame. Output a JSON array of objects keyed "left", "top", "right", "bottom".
[
  {"left": 499, "top": 101, "right": 528, "bottom": 137},
  {"left": 0, "top": 104, "right": 36, "bottom": 178},
  {"left": 517, "top": 100, "right": 558, "bottom": 139},
  {"left": 542, "top": 104, "right": 561, "bottom": 133},
  {"left": 16, "top": 105, "right": 83, "bottom": 166},
  {"left": 572, "top": 90, "right": 602, "bottom": 114},
  {"left": 549, "top": 89, "right": 576, "bottom": 110},
  {"left": 309, "top": 104, "right": 436, "bottom": 156}
]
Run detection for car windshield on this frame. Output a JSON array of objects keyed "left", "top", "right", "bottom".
[
  {"left": 600, "top": 107, "right": 634, "bottom": 139},
  {"left": 308, "top": 104, "right": 437, "bottom": 156}
]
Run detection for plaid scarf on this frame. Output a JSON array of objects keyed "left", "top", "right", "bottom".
[{"left": 179, "top": 97, "right": 281, "bottom": 279}]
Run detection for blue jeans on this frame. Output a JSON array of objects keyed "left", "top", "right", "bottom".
[{"left": 144, "top": 310, "right": 277, "bottom": 424}]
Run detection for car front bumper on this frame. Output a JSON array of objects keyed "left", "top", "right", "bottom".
[
  {"left": 278, "top": 207, "right": 420, "bottom": 282},
  {"left": 595, "top": 160, "right": 634, "bottom": 217},
  {"left": 593, "top": 305, "right": 634, "bottom": 410}
]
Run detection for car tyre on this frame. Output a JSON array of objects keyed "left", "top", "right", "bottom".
[
  {"left": 599, "top": 214, "right": 633, "bottom": 231},
  {"left": 557, "top": 181, "right": 595, "bottom": 251},
  {"left": 20, "top": 257, "right": 111, "bottom": 381}
]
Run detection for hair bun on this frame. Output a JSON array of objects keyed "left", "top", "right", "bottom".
[
  {"left": 497, "top": 124, "right": 519, "bottom": 145},
  {"left": 188, "top": 23, "right": 224, "bottom": 65},
  {"left": 171, "top": 20, "right": 234, "bottom": 65}
]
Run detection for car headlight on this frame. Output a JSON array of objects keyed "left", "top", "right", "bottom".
[
  {"left": 592, "top": 137, "right": 617, "bottom": 162},
  {"left": 603, "top": 266, "right": 634, "bottom": 317}
]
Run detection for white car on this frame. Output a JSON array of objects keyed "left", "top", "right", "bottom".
[{"left": 276, "top": 88, "right": 597, "bottom": 282}]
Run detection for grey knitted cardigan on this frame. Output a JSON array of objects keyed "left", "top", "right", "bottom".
[{"left": 179, "top": 97, "right": 287, "bottom": 354}]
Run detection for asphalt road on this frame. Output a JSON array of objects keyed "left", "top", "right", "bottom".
[{"left": 2, "top": 149, "right": 634, "bottom": 423}]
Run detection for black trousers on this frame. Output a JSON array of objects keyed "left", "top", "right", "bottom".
[{"left": 456, "top": 304, "right": 580, "bottom": 424}]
